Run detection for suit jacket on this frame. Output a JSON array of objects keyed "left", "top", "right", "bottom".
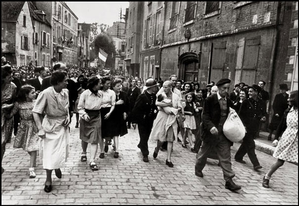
[
  {"left": 27, "top": 78, "right": 42, "bottom": 91},
  {"left": 272, "top": 92, "right": 289, "bottom": 116},
  {"left": 201, "top": 93, "right": 234, "bottom": 144},
  {"left": 127, "top": 86, "right": 141, "bottom": 111}
]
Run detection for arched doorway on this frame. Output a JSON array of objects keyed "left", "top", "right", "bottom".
[{"left": 178, "top": 51, "right": 199, "bottom": 82}]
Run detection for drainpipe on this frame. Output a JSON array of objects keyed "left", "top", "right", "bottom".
[
  {"left": 268, "top": 1, "right": 282, "bottom": 114},
  {"left": 208, "top": 42, "right": 213, "bottom": 83}
]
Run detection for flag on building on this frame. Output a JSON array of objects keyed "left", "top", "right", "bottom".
[{"left": 98, "top": 48, "right": 108, "bottom": 62}]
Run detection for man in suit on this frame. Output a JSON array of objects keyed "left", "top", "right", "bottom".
[
  {"left": 195, "top": 78, "right": 241, "bottom": 192},
  {"left": 26, "top": 66, "right": 47, "bottom": 96},
  {"left": 127, "top": 79, "right": 141, "bottom": 129},
  {"left": 268, "top": 83, "right": 289, "bottom": 141},
  {"left": 132, "top": 78, "right": 159, "bottom": 162}
]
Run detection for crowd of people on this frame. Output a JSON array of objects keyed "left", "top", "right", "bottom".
[{"left": 1, "top": 60, "right": 297, "bottom": 194}]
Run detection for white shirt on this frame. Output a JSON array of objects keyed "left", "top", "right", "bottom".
[{"left": 77, "top": 89, "right": 102, "bottom": 116}]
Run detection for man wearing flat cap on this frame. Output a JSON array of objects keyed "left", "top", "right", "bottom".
[
  {"left": 131, "top": 78, "right": 159, "bottom": 162},
  {"left": 267, "top": 84, "right": 289, "bottom": 141},
  {"left": 235, "top": 84, "right": 266, "bottom": 171},
  {"left": 195, "top": 78, "right": 241, "bottom": 191}
]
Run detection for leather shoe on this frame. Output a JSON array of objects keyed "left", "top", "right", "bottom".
[
  {"left": 235, "top": 159, "right": 246, "bottom": 164},
  {"left": 44, "top": 184, "right": 52, "bottom": 193},
  {"left": 262, "top": 176, "right": 270, "bottom": 188},
  {"left": 143, "top": 156, "right": 149, "bottom": 162},
  {"left": 55, "top": 169, "right": 62, "bottom": 179},
  {"left": 99, "top": 153, "right": 105, "bottom": 159},
  {"left": 225, "top": 179, "right": 241, "bottom": 191},
  {"left": 166, "top": 160, "right": 174, "bottom": 167},
  {"left": 195, "top": 170, "right": 203, "bottom": 177},
  {"left": 254, "top": 165, "right": 263, "bottom": 171}
]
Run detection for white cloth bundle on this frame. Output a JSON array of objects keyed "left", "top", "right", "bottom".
[{"left": 223, "top": 107, "right": 246, "bottom": 142}]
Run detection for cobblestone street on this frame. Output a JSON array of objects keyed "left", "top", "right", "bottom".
[{"left": 1, "top": 117, "right": 298, "bottom": 205}]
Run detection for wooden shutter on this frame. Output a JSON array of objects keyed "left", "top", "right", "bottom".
[{"left": 210, "top": 41, "right": 227, "bottom": 83}]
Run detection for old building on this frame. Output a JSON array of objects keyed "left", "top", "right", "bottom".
[
  {"left": 34, "top": 1, "right": 78, "bottom": 66},
  {"left": 125, "top": 2, "right": 143, "bottom": 77},
  {"left": 1, "top": 2, "right": 35, "bottom": 66},
  {"left": 77, "top": 23, "right": 92, "bottom": 68},
  {"left": 28, "top": 2, "right": 52, "bottom": 68},
  {"left": 107, "top": 21, "right": 126, "bottom": 75}
]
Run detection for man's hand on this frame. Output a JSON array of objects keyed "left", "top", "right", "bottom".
[
  {"left": 210, "top": 127, "right": 218, "bottom": 135},
  {"left": 38, "top": 129, "right": 46, "bottom": 138}
]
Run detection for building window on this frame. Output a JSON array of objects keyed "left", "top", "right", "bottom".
[
  {"left": 23, "top": 15, "right": 26, "bottom": 27},
  {"left": 21, "top": 36, "right": 29, "bottom": 50},
  {"left": 148, "top": 1, "right": 152, "bottom": 13},
  {"left": 184, "top": 1, "right": 197, "bottom": 23},
  {"left": 42, "top": 53, "right": 46, "bottom": 66},
  {"left": 205, "top": 1, "right": 220, "bottom": 15},
  {"left": 42, "top": 31, "right": 46, "bottom": 46},
  {"left": 65, "top": 11, "right": 68, "bottom": 23},
  {"left": 20, "top": 54, "right": 25, "bottom": 65},
  {"left": 155, "top": 11, "right": 162, "bottom": 45},
  {"left": 47, "top": 33, "right": 50, "bottom": 48},
  {"left": 58, "top": 5, "right": 62, "bottom": 20},
  {"left": 169, "top": 2, "right": 180, "bottom": 30},
  {"left": 68, "top": 13, "right": 71, "bottom": 25}
]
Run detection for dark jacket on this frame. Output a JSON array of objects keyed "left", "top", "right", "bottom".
[
  {"left": 239, "top": 97, "right": 267, "bottom": 134},
  {"left": 269, "top": 92, "right": 289, "bottom": 130},
  {"left": 26, "top": 78, "right": 42, "bottom": 92},
  {"left": 131, "top": 90, "right": 157, "bottom": 125},
  {"left": 201, "top": 94, "right": 234, "bottom": 144},
  {"left": 127, "top": 86, "right": 141, "bottom": 111}
]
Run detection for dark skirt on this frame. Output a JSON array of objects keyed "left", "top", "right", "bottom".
[
  {"left": 101, "top": 107, "right": 118, "bottom": 138},
  {"left": 79, "top": 109, "right": 101, "bottom": 144}
]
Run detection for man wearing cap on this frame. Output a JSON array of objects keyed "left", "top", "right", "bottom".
[
  {"left": 195, "top": 78, "right": 241, "bottom": 191},
  {"left": 230, "top": 84, "right": 240, "bottom": 103},
  {"left": 131, "top": 78, "right": 159, "bottom": 162},
  {"left": 267, "top": 84, "right": 289, "bottom": 141},
  {"left": 235, "top": 84, "right": 266, "bottom": 171}
]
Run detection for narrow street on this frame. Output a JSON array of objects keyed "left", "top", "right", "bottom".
[{"left": 1, "top": 117, "right": 298, "bottom": 205}]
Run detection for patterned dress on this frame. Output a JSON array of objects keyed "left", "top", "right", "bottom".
[
  {"left": 13, "top": 101, "right": 40, "bottom": 152},
  {"left": 273, "top": 107, "right": 298, "bottom": 163}
]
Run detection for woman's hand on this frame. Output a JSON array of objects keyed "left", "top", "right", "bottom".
[
  {"left": 62, "top": 116, "right": 71, "bottom": 126},
  {"left": 82, "top": 113, "right": 90, "bottom": 122},
  {"left": 104, "top": 112, "right": 111, "bottom": 119}
]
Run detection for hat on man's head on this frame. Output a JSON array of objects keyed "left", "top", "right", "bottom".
[
  {"left": 250, "top": 84, "right": 261, "bottom": 93},
  {"left": 144, "top": 78, "right": 159, "bottom": 90},
  {"left": 279, "top": 83, "right": 288, "bottom": 91},
  {"left": 206, "top": 81, "right": 215, "bottom": 88},
  {"left": 216, "top": 78, "right": 231, "bottom": 87}
]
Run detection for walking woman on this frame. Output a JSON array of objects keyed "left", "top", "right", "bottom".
[
  {"left": 262, "top": 90, "right": 298, "bottom": 188},
  {"left": 1, "top": 64, "right": 17, "bottom": 174},
  {"left": 33, "top": 71, "right": 70, "bottom": 193},
  {"left": 77, "top": 76, "right": 102, "bottom": 170},
  {"left": 150, "top": 80, "right": 183, "bottom": 167},
  {"left": 110, "top": 78, "right": 129, "bottom": 158},
  {"left": 99, "top": 76, "right": 115, "bottom": 158}
]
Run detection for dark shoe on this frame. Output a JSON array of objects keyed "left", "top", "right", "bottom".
[
  {"left": 81, "top": 154, "right": 87, "bottom": 162},
  {"left": 114, "top": 152, "right": 119, "bottom": 158},
  {"left": 99, "top": 153, "right": 105, "bottom": 159},
  {"left": 75, "top": 123, "right": 79, "bottom": 128},
  {"left": 90, "top": 163, "right": 99, "bottom": 171},
  {"left": 55, "top": 169, "right": 62, "bottom": 179},
  {"left": 217, "top": 162, "right": 221, "bottom": 166},
  {"left": 235, "top": 159, "right": 246, "bottom": 164},
  {"left": 262, "top": 176, "right": 270, "bottom": 188},
  {"left": 166, "top": 160, "right": 174, "bottom": 167},
  {"left": 225, "top": 179, "right": 241, "bottom": 191},
  {"left": 191, "top": 148, "right": 197, "bottom": 153},
  {"left": 143, "top": 156, "right": 149, "bottom": 162},
  {"left": 254, "top": 165, "right": 263, "bottom": 171},
  {"left": 44, "top": 184, "right": 52, "bottom": 193},
  {"left": 182, "top": 144, "right": 187, "bottom": 148},
  {"left": 104, "top": 145, "right": 109, "bottom": 153},
  {"left": 195, "top": 170, "right": 203, "bottom": 177}
]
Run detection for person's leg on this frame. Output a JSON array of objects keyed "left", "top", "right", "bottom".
[
  {"left": 265, "top": 159, "right": 285, "bottom": 178},
  {"left": 166, "top": 142, "right": 173, "bottom": 162},
  {"left": 153, "top": 140, "right": 163, "bottom": 157},
  {"left": 99, "top": 138, "right": 105, "bottom": 158},
  {"left": 45, "top": 169, "right": 53, "bottom": 185},
  {"left": 28, "top": 151, "right": 37, "bottom": 178},
  {"left": 1, "top": 142, "right": 6, "bottom": 174},
  {"left": 195, "top": 141, "right": 212, "bottom": 175},
  {"left": 245, "top": 133, "right": 261, "bottom": 168},
  {"left": 137, "top": 124, "right": 150, "bottom": 157},
  {"left": 187, "top": 129, "right": 194, "bottom": 148},
  {"left": 89, "top": 143, "right": 98, "bottom": 164},
  {"left": 75, "top": 113, "right": 79, "bottom": 127},
  {"left": 182, "top": 128, "right": 187, "bottom": 147},
  {"left": 234, "top": 134, "right": 249, "bottom": 161},
  {"left": 113, "top": 136, "right": 119, "bottom": 158}
]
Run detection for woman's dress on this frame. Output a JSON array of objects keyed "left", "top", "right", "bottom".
[
  {"left": 32, "top": 87, "right": 70, "bottom": 170},
  {"left": 273, "top": 107, "right": 298, "bottom": 164},
  {"left": 149, "top": 92, "right": 182, "bottom": 143},
  {"left": 13, "top": 101, "right": 40, "bottom": 152}
]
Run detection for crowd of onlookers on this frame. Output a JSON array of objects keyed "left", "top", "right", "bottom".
[{"left": 2, "top": 57, "right": 297, "bottom": 193}]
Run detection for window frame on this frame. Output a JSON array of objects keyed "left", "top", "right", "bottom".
[
  {"left": 204, "top": 1, "right": 222, "bottom": 19},
  {"left": 184, "top": 1, "right": 197, "bottom": 26}
]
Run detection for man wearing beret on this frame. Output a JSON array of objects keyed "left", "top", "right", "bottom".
[
  {"left": 267, "top": 84, "right": 289, "bottom": 141},
  {"left": 235, "top": 84, "right": 266, "bottom": 171},
  {"left": 195, "top": 78, "right": 241, "bottom": 191},
  {"left": 131, "top": 78, "right": 159, "bottom": 162}
]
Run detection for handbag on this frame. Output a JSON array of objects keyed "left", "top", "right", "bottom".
[{"left": 223, "top": 107, "right": 246, "bottom": 142}]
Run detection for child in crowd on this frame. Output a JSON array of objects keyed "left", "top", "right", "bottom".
[
  {"left": 182, "top": 92, "right": 198, "bottom": 151},
  {"left": 9, "top": 85, "right": 40, "bottom": 178}
]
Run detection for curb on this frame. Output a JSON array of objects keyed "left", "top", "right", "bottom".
[{"left": 254, "top": 140, "right": 274, "bottom": 156}]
